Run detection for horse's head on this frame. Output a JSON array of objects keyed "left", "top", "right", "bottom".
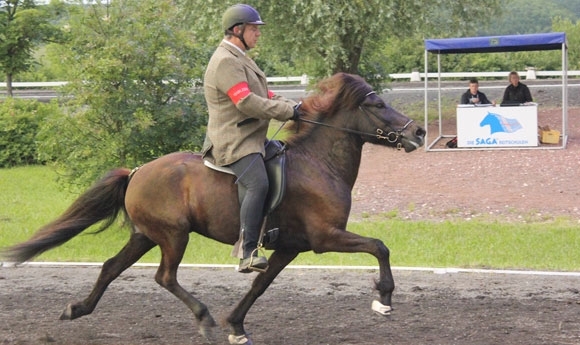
[
  {"left": 356, "top": 88, "right": 425, "bottom": 152},
  {"left": 479, "top": 113, "right": 496, "bottom": 128},
  {"left": 288, "top": 73, "right": 425, "bottom": 152}
]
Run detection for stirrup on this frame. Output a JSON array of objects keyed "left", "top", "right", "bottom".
[{"left": 238, "top": 255, "right": 268, "bottom": 273}]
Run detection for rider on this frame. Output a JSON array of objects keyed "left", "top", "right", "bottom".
[{"left": 202, "top": 4, "right": 301, "bottom": 273}]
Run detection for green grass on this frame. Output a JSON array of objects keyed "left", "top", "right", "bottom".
[
  {"left": 335, "top": 219, "right": 580, "bottom": 271},
  {"left": 1, "top": 166, "right": 579, "bottom": 271}
]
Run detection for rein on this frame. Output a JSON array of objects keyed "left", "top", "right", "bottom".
[{"left": 298, "top": 91, "right": 414, "bottom": 148}]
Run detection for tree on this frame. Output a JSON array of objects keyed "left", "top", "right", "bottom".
[
  {"left": 483, "top": 0, "right": 575, "bottom": 35},
  {"left": 180, "top": 1, "right": 501, "bottom": 82},
  {"left": 0, "top": 0, "right": 61, "bottom": 96},
  {"left": 553, "top": 17, "right": 580, "bottom": 69},
  {"left": 38, "top": 0, "right": 209, "bottom": 187},
  {"left": 556, "top": 0, "right": 580, "bottom": 17}
]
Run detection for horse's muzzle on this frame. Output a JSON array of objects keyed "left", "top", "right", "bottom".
[{"left": 400, "top": 125, "right": 426, "bottom": 152}]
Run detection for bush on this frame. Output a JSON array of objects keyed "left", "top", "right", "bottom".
[
  {"left": 36, "top": 93, "right": 208, "bottom": 189},
  {"left": 0, "top": 99, "right": 61, "bottom": 167}
]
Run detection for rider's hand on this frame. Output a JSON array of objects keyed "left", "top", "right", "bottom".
[{"left": 291, "top": 101, "right": 303, "bottom": 121}]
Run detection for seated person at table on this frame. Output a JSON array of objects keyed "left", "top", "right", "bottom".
[
  {"left": 501, "top": 71, "right": 533, "bottom": 105},
  {"left": 460, "top": 78, "right": 493, "bottom": 105}
]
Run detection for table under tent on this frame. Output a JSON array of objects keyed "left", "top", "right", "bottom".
[{"left": 423, "top": 32, "right": 568, "bottom": 151}]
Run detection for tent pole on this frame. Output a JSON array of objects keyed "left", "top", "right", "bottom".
[
  {"left": 438, "top": 54, "right": 442, "bottom": 140},
  {"left": 424, "top": 49, "right": 429, "bottom": 151},
  {"left": 562, "top": 41, "right": 568, "bottom": 147}
]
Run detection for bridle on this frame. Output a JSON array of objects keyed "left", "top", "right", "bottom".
[{"left": 297, "top": 91, "right": 414, "bottom": 148}]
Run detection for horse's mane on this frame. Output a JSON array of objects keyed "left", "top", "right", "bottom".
[{"left": 284, "top": 73, "right": 373, "bottom": 143}]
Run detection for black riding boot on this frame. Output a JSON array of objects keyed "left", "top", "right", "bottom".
[{"left": 238, "top": 225, "right": 268, "bottom": 273}]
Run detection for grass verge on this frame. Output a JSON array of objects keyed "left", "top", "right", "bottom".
[{"left": 1, "top": 166, "right": 578, "bottom": 271}]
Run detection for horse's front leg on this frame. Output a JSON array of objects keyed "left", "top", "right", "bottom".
[
  {"left": 226, "top": 249, "right": 298, "bottom": 345},
  {"left": 311, "top": 228, "right": 394, "bottom": 316}
]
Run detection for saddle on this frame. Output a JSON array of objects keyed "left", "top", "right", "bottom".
[{"left": 203, "top": 140, "right": 287, "bottom": 215}]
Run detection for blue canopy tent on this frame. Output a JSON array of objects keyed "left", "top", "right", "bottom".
[{"left": 423, "top": 32, "right": 568, "bottom": 151}]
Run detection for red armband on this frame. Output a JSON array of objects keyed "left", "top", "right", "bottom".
[
  {"left": 268, "top": 90, "right": 275, "bottom": 99},
  {"left": 227, "top": 82, "right": 251, "bottom": 105}
]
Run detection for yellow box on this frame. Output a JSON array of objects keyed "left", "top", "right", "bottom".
[{"left": 539, "top": 129, "right": 560, "bottom": 144}]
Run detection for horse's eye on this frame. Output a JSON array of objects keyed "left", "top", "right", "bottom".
[{"left": 375, "top": 103, "right": 385, "bottom": 109}]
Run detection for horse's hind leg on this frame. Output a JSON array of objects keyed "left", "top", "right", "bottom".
[
  {"left": 60, "top": 232, "right": 156, "bottom": 320},
  {"left": 153, "top": 230, "right": 217, "bottom": 342}
]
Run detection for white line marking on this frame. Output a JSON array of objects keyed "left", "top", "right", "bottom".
[{"left": 2, "top": 261, "right": 579, "bottom": 277}]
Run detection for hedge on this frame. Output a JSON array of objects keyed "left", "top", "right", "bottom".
[{"left": 0, "top": 98, "right": 61, "bottom": 167}]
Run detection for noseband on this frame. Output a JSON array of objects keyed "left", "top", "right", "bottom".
[{"left": 298, "top": 90, "right": 414, "bottom": 148}]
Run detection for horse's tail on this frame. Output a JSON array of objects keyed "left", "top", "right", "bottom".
[{"left": 1, "top": 168, "right": 132, "bottom": 264}]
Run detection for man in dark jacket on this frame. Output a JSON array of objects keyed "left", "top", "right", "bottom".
[
  {"left": 501, "top": 71, "right": 533, "bottom": 104},
  {"left": 460, "top": 78, "right": 493, "bottom": 105}
]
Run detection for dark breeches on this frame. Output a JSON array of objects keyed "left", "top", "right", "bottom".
[{"left": 229, "top": 153, "right": 269, "bottom": 257}]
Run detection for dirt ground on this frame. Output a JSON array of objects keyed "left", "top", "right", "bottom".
[
  {"left": 1, "top": 266, "right": 579, "bottom": 345},
  {"left": 1, "top": 82, "right": 580, "bottom": 345}
]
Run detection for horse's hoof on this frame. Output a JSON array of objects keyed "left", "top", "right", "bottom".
[
  {"left": 60, "top": 303, "right": 73, "bottom": 320},
  {"left": 198, "top": 323, "right": 217, "bottom": 344},
  {"left": 228, "top": 333, "right": 253, "bottom": 345},
  {"left": 371, "top": 300, "right": 392, "bottom": 316},
  {"left": 197, "top": 311, "right": 217, "bottom": 343},
  {"left": 199, "top": 328, "right": 215, "bottom": 344}
]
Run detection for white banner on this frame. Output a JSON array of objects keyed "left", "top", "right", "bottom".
[{"left": 456, "top": 104, "right": 538, "bottom": 147}]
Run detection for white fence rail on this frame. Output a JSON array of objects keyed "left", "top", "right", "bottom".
[
  {"left": 0, "top": 75, "right": 310, "bottom": 89},
  {"left": 2, "top": 70, "right": 579, "bottom": 89}
]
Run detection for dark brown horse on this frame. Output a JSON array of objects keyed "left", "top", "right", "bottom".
[{"left": 2, "top": 73, "right": 425, "bottom": 345}]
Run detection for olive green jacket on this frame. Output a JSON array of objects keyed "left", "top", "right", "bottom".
[{"left": 202, "top": 41, "right": 296, "bottom": 166}]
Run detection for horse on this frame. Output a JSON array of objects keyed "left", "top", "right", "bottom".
[{"left": 1, "top": 73, "right": 425, "bottom": 345}]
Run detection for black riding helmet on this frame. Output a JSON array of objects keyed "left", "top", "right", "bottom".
[{"left": 222, "top": 4, "right": 265, "bottom": 50}]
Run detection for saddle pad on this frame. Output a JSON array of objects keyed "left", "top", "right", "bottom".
[{"left": 203, "top": 160, "right": 235, "bottom": 175}]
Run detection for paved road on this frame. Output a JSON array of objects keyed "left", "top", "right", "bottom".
[{"left": 5, "top": 79, "right": 579, "bottom": 106}]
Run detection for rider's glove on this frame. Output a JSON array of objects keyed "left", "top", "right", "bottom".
[{"left": 291, "top": 101, "right": 303, "bottom": 121}]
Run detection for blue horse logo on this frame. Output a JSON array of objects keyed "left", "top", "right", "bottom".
[{"left": 479, "top": 112, "right": 523, "bottom": 134}]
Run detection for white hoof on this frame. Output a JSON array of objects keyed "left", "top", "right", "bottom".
[
  {"left": 228, "top": 334, "right": 253, "bottom": 345},
  {"left": 371, "top": 300, "right": 392, "bottom": 316}
]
